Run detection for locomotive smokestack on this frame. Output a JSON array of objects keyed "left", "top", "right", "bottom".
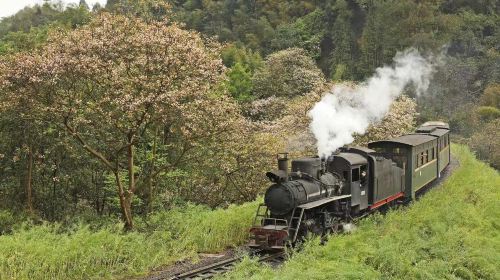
[
  {"left": 277, "top": 153, "right": 288, "bottom": 180},
  {"left": 266, "top": 153, "right": 289, "bottom": 183}
]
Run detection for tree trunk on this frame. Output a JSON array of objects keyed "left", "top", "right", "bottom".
[
  {"left": 115, "top": 171, "right": 133, "bottom": 230},
  {"left": 115, "top": 141, "right": 137, "bottom": 230},
  {"left": 51, "top": 160, "right": 58, "bottom": 221},
  {"left": 128, "top": 143, "right": 135, "bottom": 194},
  {"left": 26, "top": 146, "right": 34, "bottom": 215},
  {"left": 148, "top": 128, "right": 158, "bottom": 213}
]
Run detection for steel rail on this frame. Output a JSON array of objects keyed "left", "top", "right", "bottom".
[{"left": 168, "top": 250, "right": 284, "bottom": 280}]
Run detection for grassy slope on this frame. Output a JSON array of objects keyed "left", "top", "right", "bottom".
[
  {"left": 0, "top": 201, "right": 259, "bottom": 279},
  {"left": 224, "top": 144, "right": 500, "bottom": 280}
]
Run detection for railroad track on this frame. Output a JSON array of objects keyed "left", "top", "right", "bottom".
[{"left": 164, "top": 250, "right": 285, "bottom": 280}]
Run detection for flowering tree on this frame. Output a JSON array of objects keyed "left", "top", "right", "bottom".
[
  {"left": 252, "top": 48, "right": 325, "bottom": 99},
  {"left": 0, "top": 14, "right": 239, "bottom": 229}
]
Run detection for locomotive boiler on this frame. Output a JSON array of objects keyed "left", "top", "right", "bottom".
[
  {"left": 264, "top": 156, "right": 343, "bottom": 216},
  {"left": 250, "top": 122, "right": 451, "bottom": 250}
]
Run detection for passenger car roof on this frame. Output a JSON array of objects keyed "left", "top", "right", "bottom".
[
  {"left": 369, "top": 134, "right": 436, "bottom": 147},
  {"left": 419, "top": 121, "right": 450, "bottom": 130},
  {"left": 429, "top": 128, "right": 449, "bottom": 137}
]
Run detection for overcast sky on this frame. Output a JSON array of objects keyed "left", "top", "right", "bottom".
[{"left": 0, "top": 0, "right": 107, "bottom": 19}]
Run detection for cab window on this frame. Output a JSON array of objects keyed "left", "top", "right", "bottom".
[{"left": 352, "top": 168, "right": 360, "bottom": 181}]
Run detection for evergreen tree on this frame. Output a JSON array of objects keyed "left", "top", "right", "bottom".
[
  {"left": 330, "top": 0, "right": 355, "bottom": 80},
  {"left": 226, "top": 63, "right": 254, "bottom": 102}
]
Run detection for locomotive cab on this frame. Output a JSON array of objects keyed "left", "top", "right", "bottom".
[{"left": 327, "top": 152, "right": 369, "bottom": 213}]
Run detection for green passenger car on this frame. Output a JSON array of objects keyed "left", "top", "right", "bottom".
[
  {"left": 417, "top": 122, "right": 451, "bottom": 175},
  {"left": 368, "top": 122, "right": 450, "bottom": 201}
]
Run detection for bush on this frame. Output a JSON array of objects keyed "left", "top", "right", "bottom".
[
  {"left": 476, "top": 106, "right": 500, "bottom": 121},
  {"left": 480, "top": 83, "right": 500, "bottom": 108},
  {"left": 225, "top": 145, "right": 500, "bottom": 279},
  {"left": 0, "top": 210, "right": 31, "bottom": 235},
  {"left": 0, "top": 210, "right": 16, "bottom": 235},
  {"left": 469, "top": 119, "right": 500, "bottom": 169}
]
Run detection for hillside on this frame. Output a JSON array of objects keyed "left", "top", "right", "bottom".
[{"left": 223, "top": 144, "right": 500, "bottom": 279}]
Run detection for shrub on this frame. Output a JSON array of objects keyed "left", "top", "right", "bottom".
[
  {"left": 0, "top": 210, "right": 16, "bottom": 235},
  {"left": 476, "top": 106, "right": 500, "bottom": 121},
  {"left": 469, "top": 119, "right": 500, "bottom": 169},
  {"left": 480, "top": 83, "right": 500, "bottom": 108}
]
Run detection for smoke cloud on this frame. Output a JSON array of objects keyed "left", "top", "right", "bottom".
[{"left": 309, "top": 49, "right": 436, "bottom": 158}]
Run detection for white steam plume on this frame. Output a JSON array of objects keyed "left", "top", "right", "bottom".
[{"left": 309, "top": 49, "right": 435, "bottom": 158}]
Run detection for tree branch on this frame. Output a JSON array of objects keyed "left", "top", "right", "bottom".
[{"left": 63, "top": 117, "right": 115, "bottom": 171}]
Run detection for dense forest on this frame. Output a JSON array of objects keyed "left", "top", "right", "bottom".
[{"left": 0, "top": 0, "right": 498, "bottom": 279}]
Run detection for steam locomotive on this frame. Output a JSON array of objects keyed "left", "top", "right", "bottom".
[{"left": 250, "top": 121, "right": 450, "bottom": 249}]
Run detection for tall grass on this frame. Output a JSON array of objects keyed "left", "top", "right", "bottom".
[
  {"left": 0, "top": 200, "right": 260, "bottom": 279},
  {"left": 224, "top": 144, "right": 500, "bottom": 279}
]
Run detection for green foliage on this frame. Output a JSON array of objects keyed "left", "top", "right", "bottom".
[
  {"left": 360, "top": 0, "right": 452, "bottom": 77},
  {"left": 481, "top": 83, "right": 500, "bottom": 108},
  {"left": 221, "top": 44, "right": 263, "bottom": 72},
  {"left": 476, "top": 106, "right": 500, "bottom": 121},
  {"left": 0, "top": 2, "right": 92, "bottom": 56},
  {"left": 331, "top": 63, "right": 348, "bottom": 82},
  {"left": 270, "top": 9, "right": 325, "bottom": 59},
  {"left": 0, "top": 200, "right": 260, "bottom": 279},
  {"left": 225, "top": 145, "right": 500, "bottom": 279},
  {"left": 0, "top": 0, "right": 498, "bottom": 257},
  {"left": 0, "top": 26, "right": 49, "bottom": 54},
  {"left": 0, "top": 3, "right": 61, "bottom": 38},
  {"left": 469, "top": 119, "right": 500, "bottom": 169},
  {"left": 226, "top": 63, "right": 254, "bottom": 102},
  {"left": 0, "top": 2, "right": 91, "bottom": 39},
  {"left": 418, "top": 56, "right": 486, "bottom": 136},
  {"left": 0, "top": 210, "right": 24, "bottom": 235},
  {"left": 221, "top": 44, "right": 263, "bottom": 102},
  {"left": 330, "top": 0, "right": 356, "bottom": 81}
]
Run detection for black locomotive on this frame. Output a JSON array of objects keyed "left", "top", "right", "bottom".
[{"left": 250, "top": 121, "right": 450, "bottom": 250}]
